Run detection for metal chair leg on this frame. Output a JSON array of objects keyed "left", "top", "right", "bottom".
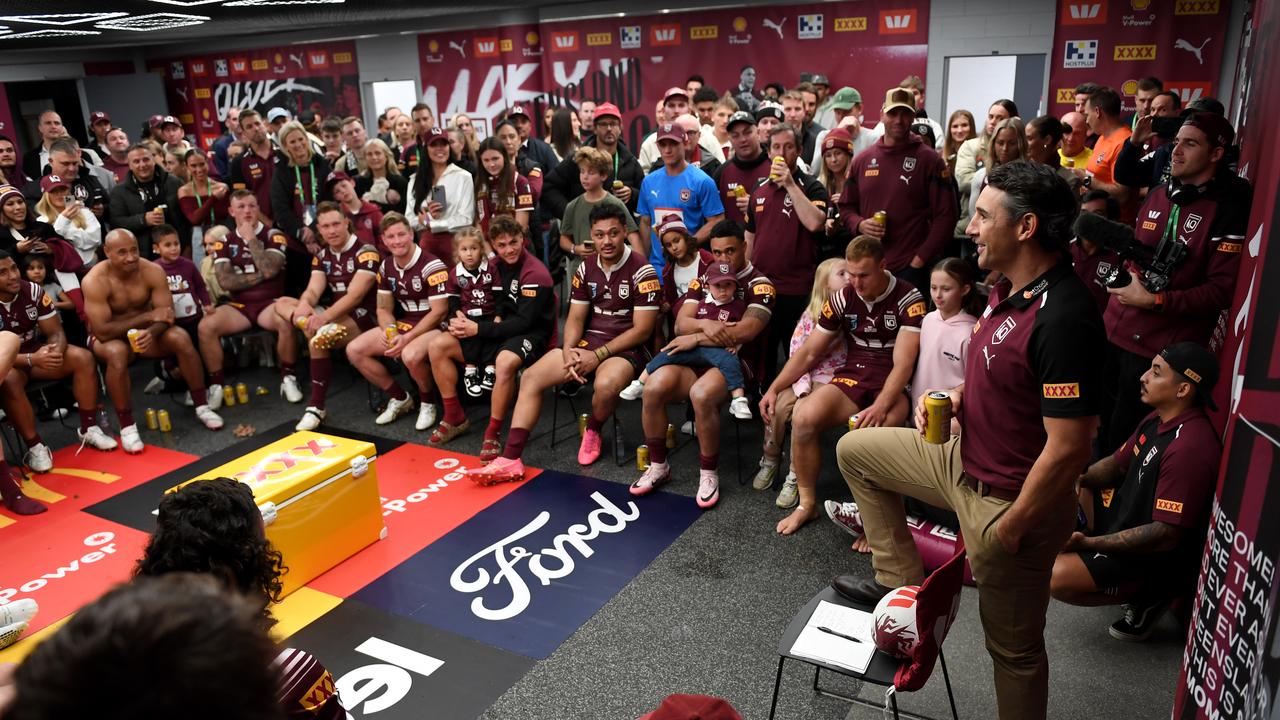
[
  {"left": 767, "top": 657, "right": 786, "bottom": 720},
  {"left": 939, "top": 648, "right": 959, "bottom": 720},
  {"left": 549, "top": 389, "right": 560, "bottom": 448}
]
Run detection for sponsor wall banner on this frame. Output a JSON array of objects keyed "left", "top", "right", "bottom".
[
  {"left": 147, "top": 42, "right": 362, "bottom": 150},
  {"left": 1049, "top": 0, "right": 1228, "bottom": 114},
  {"left": 418, "top": 2, "right": 928, "bottom": 149},
  {"left": 1173, "top": 0, "right": 1280, "bottom": 717}
]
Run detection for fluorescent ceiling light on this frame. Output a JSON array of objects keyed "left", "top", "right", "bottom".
[
  {"left": 0, "top": 13, "right": 127, "bottom": 26},
  {"left": 95, "top": 12, "right": 210, "bottom": 31}
]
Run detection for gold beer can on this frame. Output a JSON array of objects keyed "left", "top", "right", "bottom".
[
  {"left": 666, "top": 423, "right": 676, "bottom": 449},
  {"left": 385, "top": 324, "right": 399, "bottom": 342},
  {"left": 848, "top": 414, "right": 860, "bottom": 431},
  {"left": 294, "top": 316, "right": 309, "bottom": 331},
  {"left": 733, "top": 185, "right": 748, "bottom": 198},
  {"left": 145, "top": 408, "right": 158, "bottom": 430},
  {"left": 636, "top": 444, "right": 650, "bottom": 470},
  {"left": 925, "top": 391, "right": 953, "bottom": 444},
  {"left": 236, "top": 382, "right": 250, "bottom": 404},
  {"left": 223, "top": 385, "right": 236, "bottom": 407},
  {"left": 127, "top": 328, "right": 142, "bottom": 353},
  {"left": 578, "top": 413, "right": 589, "bottom": 436},
  {"left": 157, "top": 409, "right": 172, "bottom": 432},
  {"left": 873, "top": 210, "right": 888, "bottom": 227}
]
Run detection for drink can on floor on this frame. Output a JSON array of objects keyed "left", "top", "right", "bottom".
[
  {"left": 127, "top": 328, "right": 142, "bottom": 353},
  {"left": 157, "top": 409, "right": 171, "bottom": 432},
  {"left": 636, "top": 445, "right": 649, "bottom": 470},
  {"left": 666, "top": 423, "right": 676, "bottom": 449},
  {"left": 145, "top": 408, "right": 158, "bottom": 430},
  {"left": 256, "top": 386, "right": 270, "bottom": 396},
  {"left": 236, "top": 382, "right": 250, "bottom": 404},
  {"left": 578, "top": 413, "right": 589, "bottom": 436},
  {"left": 223, "top": 385, "right": 236, "bottom": 407},
  {"left": 924, "top": 391, "right": 953, "bottom": 444},
  {"left": 848, "top": 414, "right": 860, "bottom": 431}
]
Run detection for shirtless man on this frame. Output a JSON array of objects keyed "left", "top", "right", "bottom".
[{"left": 83, "top": 229, "right": 223, "bottom": 453}]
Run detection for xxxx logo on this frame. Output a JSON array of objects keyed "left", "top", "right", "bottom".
[
  {"left": 586, "top": 32, "right": 612, "bottom": 46},
  {"left": 835, "top": 16, "right": 867, "bottom": 31},
  {"left": 1176, "top": 0, "right": 1219, "bottom": 13},
  {"left": 1114, "top": 44, "right": 1157, "bottom": 60},
  {"left": 1056, "top": 88, "right": 1076, "bottom": 103}
]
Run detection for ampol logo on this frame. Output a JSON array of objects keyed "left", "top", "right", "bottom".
[
  {"left": 651, "top": 23, "right": 680, "bottom": 46},
  {"left": 475, "top": 36, "right": 499, "bottom": 57},
  {"left": 549, "top": 31, "right": 578, "bottom": 52},
  {"left": 879, "top": 9, "right": 917, "bottom": 34},
  {"left": 1062, "top": 0, "right": 1107, "bottom": 24},
  {"left": 1165, "top": 81, "right": 1212, "bottom": 103}
]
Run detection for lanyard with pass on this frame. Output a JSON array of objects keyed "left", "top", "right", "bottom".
[
  {"left": 295, "top": 161, "right": 317, "bottom": 225},
  {"left": 193, "top": 178, "right": 215, "bottom": 224}
]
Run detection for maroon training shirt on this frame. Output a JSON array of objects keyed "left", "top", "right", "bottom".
[
  {"left": 746, "top": 168, "right": 829, "bottom": 295},
  {"left": 311, "top": 236, "right": 379, "bottom": 316},
  {"left": 716, "top": 155, "right": 771, "bottom": 226},
  {"left": 570, "top": 245, "right": 660, "bottom": 343},
  {"left": 0, "top": 281, "right": 56, "bottom": 353},
  {"left": 378, "top": 246, "right": 449, "bottom": 323},
  {"left": 210, "top": 224, "right": 288, "bottom": 307},
  {"left": 816, "top": 272, "right": 925, "bottom": 375}
]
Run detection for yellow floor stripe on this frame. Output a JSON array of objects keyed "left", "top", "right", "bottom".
[
  {"left": 270, "top": 587, "right": 343, "bottom": 641},
  {"left": 18, "top": 478, "right": 65, "bottom": 503},
  {"left": 0, "top": 616, "right": 69, "bottom": 664}
]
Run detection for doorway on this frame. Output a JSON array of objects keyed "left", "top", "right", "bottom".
[{"left": 4, "top": 79, "right": 87, "bottom": 155}]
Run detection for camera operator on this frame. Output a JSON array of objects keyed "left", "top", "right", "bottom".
[
  {"left": 1101, "top": 112, "right": 1250, "bottom": 451},
  {"left": 1113, "top": 97, "right": 1220, "bottom": 193}
]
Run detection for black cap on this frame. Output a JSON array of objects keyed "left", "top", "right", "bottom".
[
  {"left": 754, "top": 105, "right": 784, "bottom": 123},
  {"left": 1159, "top": 341, "right": 1219, "bottom": 410},
  {"left": 726, "top": 111, "right": 755, "bottom": 130}
]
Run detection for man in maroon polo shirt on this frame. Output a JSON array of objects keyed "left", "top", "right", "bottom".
[
  {"left": 1052, "top": 342, "right": 1221, "bottom": 641},
  {"left": 838, "top": 88, "right": 957, "bottom": 295},
  {"left": 713, "top": 111, "right": 770, "bottom": 226},
  {"left": 227, "top": 110, "right": 281, "bottom": 225},
  {"left": 834, "top": 161, "right": 1104, "bottom": 720},
  {"left": 745, "top": 123, "right": 828, "bottom": 383},
  {"left": 1101, "top": 112, "right": 1250, "bottom": 452}
]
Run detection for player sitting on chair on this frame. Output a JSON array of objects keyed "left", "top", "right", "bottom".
[
  {"left": 198, "top": 189, "right": 301, "bottom": 408},
  {"left": 274, "top": 202, "right": 380, "bottom": 431},
  {"left": 464, "top": 203, "right": 660, "bottom": 484},
  {"left": 0, "top": 250, "right": 117, "bottom": 474},
  {"left": 82, "top": 229, "right": 223, "bottom": 453},
  {"left": 345, "top": 212, "right": 450, "bottom": 430}
]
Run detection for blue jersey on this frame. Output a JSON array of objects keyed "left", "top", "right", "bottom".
[{"left": 637, "top": 163, "right": 724, "bottom": 277}]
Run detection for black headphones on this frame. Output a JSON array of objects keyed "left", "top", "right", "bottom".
[{"left": 1166, "top": 177, "right": 1213, "bottom": 206}]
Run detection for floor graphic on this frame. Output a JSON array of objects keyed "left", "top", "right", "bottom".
[{"left": 0, "top": 426, "right": 703, "bottom": 718}]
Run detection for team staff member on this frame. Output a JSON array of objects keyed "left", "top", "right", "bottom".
[
  {"left": 108, "top": 143, "right": 182, "bottom": 258},
  {"left": 346, "top": 213, "right": 450, "bottom": 430},
  {"left": 713, "top": 111, "right": 770, "bottom": 226},
  {"left": 1052, "top": 342, "right": 1222, "bottom": 642},
  {"left": 636, "top": 123, "right": 725, "bottom": 276},
  {"left": 541, "top": 103, "right": 644, "bottom": 218},
  {"left": 833, "top": 162, "right": 1104, "bottom": 720},
  {"left": 1079, "top": 88, "right": 1133, "bottom": 219},
  {"left": 761, "top": 236, "right": 922, "bottom": 534},
  {"left": 1101, "top": 112, "right": 1250, "bottom": 451},
  {"left": 199, "top": 190, "right": 301, "bottom": 408},
  {"left": 466, "top": 204, "right": 660, "bottom": 484},
  {"left": 745, "top": 123, "right": 828, "bottom": 383},
  {"left": 838, "top": 88, "right": 958, "bottom": 293},
  {"left": 227, "top": 110, "right": 281, "bottom": 226},
  {"left": 270, "top": 121, "right": 332, "bottom": 295}
]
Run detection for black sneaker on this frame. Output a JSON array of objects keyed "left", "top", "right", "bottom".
[
  {"left": 1109, "top": 600, "right": 1169, "bottom": 642},
  {"left": 481, "top": 365, "right": 497, "bottom": 391},
  {"left": 463, "top": 368, "right": 483, "bottom": 398}
]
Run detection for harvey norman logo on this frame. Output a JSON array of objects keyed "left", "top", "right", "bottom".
[
  {"left": 1062, "top": 1, "right": 1107, "bottom": 24},
  {"left": 879, "top": 9, "right": 917, "bottom": 34}
]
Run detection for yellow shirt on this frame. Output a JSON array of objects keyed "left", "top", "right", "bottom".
[{"left": 1059, "top": 146, "right": 1092, "bottom": 170}]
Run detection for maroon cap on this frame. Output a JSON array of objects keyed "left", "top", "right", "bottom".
[
  {"left": 40, "top": 174, "right": 71, "bottom": 193},
  {"left": 662, "top": 87, "right": 689, "bottom": 105},
  {"left": 323, "top": 170, "right": 352, "bottom": 192},
  {"left": 657, "top": 214, "right": 690, "bottom": 236},
  {"left": 593, "top": 102, "right": 622, "bottom": 121},
  {"left": 705, "top": 262, "right": 738, "bottom": 287},
  {"left": 507, "top": 104, "right": 531, "bottom": 120},
  {"left": 89, "top": 111, "right": 110, "bottom": 125},
  {"left": 821, "top": 127, "right": 854, "bottom": 155},
  {"left": 423, "top": 126, "right": 449, "bottom": 145},
  {"left": 160, "top": 115, "right": 181, "bottom": 128},
  {"left": 1181, "top": 112, "right": 1235, "bottom": 148},
  {"left": 639, "top": 694, "right": 742, "bottom": 720},
  {"left": 655, "top": 122, "right": 684, "bottom": 144},
  {"left": 148, "top": 114, "right": 165, "bottom": 128}
]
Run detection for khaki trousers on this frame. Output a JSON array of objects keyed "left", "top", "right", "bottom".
[{"left": 836, "top": 428, "right": 1074, "bottom": 720}]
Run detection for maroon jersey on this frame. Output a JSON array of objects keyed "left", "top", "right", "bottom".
[
  {"left": 746, "top": 168, "right": 829, "bottom": 294},
  {"left": 683, "top": 261, "right": 777, "bottom": 317},
  {"left": 693, "top": 294, "right": 747, "bottom": 324},
  {"left": 447, "top": 259, "right": 500, "bottom": 319},
  {"left": 816, "top": 273, "right": 926, "bottom": 373},
  {"left": 230, "top": 147, "right": 279, "bottom": 222},
  {"left": 378, "top": 246, "right": 449, "bottom": 322},
  {"left": 311, "top": 236, "right": 380, "bottom": 315},
  {"left": 210, "top": 224, "right": 288, "bottom": 306},
  {"left": 570, "top": 246, "right": 660, "bottom": 342},
  {"left": 158, "top": 256, "right": 210, "bottom": 321},
  {"left": 476, "top": 173, "right": 535, "bottom": 237},
  {"left": 715, "top": 155, "right": 770, "bottom": 225},
  {"left": 0, "top": 281, "right": 56, "bottom": 353},
  {"left": 662, "top": 248, "right": 714, "bottom": 317},
  {"left": 1068, "top": 240, "right": 1120, "bottom": 313},
  {"left": 346, "top": 201, "right": 385, "bottom": 254},
  {"left": 273, "top": 647, "right": 343, "bottom": 720}
]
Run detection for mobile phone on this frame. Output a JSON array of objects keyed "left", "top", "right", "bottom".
[{"left": 430, "top": 185, "right": 448, "bottom": 212}]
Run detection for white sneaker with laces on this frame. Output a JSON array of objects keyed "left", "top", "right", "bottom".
[
  {"left": 207, "top": 383, "right": 224, "bottom": 410},
  {"left": 77, "top": 425, "right": 119, "bottom": 452},
  {"left": 680, "top": 420, "right": 695, "bottom": 436},
  {"left": 24, "top": 443, "right": 53, "bottom": 472},
  {"left": 144, "top": 377, "right": 166, "bottom": 394},
  {"left": 751, "top": 458, "right": 778, "bottom": 491},
  {"left": 376, "top": 395, "right": 416, "bottom": 425},
  {"left": 776, "top": 471, "right": 799, "bottom": 509},
  {"left": 415, "top": 403, "right": 438, "bottom": 431},
  {"left": 619, "top": 380, "right": 645, "bottom": 401},
  {"left": 120, "top": 424, "right": 145, "bottom": 454},
  {"left": 177, "top": 391, "right": 195, "bottom": 407},
  {"left": 696, "top": 469, "right": 720, "bottom": 509},
  {"left": 729, "top": 396, "right": 752, "bottom": 420},
  {"left": 195, "top": 405, "right": 224, "bottom": 430},
  {"left": 281, "top": 375, "right": 303, "bottom": 403},
  {"left": 296, "top": 407, "right": 325, "bottom": 431}
]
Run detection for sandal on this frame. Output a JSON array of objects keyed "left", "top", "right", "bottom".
[
  {"left": 429, "top": 418, "right": 471, "bottom": 445},
  {"left": 479, "top": 437, "right": 502, "bottom": 464}
]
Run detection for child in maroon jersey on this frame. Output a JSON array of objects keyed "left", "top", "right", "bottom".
[
  {"left": 447, "top": 228, "right": 501, "bottom": 396},
  {"left": 22, "top": 257, "right": 73, "bottom": 312}
]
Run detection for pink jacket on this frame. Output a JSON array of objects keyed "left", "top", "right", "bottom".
[{"left": 791, "top": 309, "right": 847, "bottom": 397}]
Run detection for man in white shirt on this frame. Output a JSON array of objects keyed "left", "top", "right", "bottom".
[{"left": 809, "top": 87, "right": 882, "bottom": 170}]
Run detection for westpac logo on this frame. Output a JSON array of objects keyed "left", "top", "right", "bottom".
[
  {"left": 1166, "top": 80, "right": 1211, "bottom": 103},
  {"left": 230, "top": 58, "right": 248, "bottom": 75},
  {"left": 1062, "top": 1, "right": 1107, "bottom": 24},
  {"left": 190, "top": 60, "right": 207, "bottom": 77},
  {"left": 586, "top": 32, "right": 612, "bottom": 46},
  {"left": 879, "top": 9, "right": 917, "bottom": 34},
  {"left": 1064, "top": 39, "right": 1099, "bottom": 68},
  {"left": 1176, "top": 0, "right": 1219, "bottom": 13},
  {"left": 651, "top": 23, "right": 680, "bottom": 45},
  {"left": 475, "top": 37, "right": 499, "bottom": 57},
  {"left": 620, "top": 25, "right": 641, "bottom": 48},
  {"left": 1115, "top": 44, "right": 1156, "bottom": 60},
  {"left": 550, "top": 30, "right": 578, "bottom": 52},
  {"left": 690, "top": 25, "right": 717, "bottom": 40},
  {"left": 835, "top": 16, "right": 868, "bottom": 32},
  {"left": 306, "top": 51, "right": 328, "bottom": 69}
]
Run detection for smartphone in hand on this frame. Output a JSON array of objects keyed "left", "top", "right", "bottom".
[{"left": 430, "top": 185, "right": 448, "bottom": 212}]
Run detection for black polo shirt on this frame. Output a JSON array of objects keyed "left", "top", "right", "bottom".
[{"left": 959, "top": 261, "right": 1105, "bottom": 491}]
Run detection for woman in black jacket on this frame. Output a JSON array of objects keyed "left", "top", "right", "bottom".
[{"left": 269, "top": 121, "right": 331, "bottom": 295}]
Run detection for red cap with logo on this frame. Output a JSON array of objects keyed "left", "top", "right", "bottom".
[
  {"left": 593, "top": 102, "right": 622, "bottom": 122},
  {"left": 160, "top": 115, "right": 181, "bottom": 128},
  {"left": 705, "top": 262, "right": 739, "bottom": 288},
  {"left": 40, "top": 174, "right": 71, "bottom": 193},
  {"left": 821, "top": 127, "right": 855, "bottom": 155},
  {"left": 663, "top": 87, "right": 689, "bottom": 104},
  {"left": 507, "top": 104, "right": 531, "bottom": 120},
  {"left": 148, "top": 114, "right": 165, "bottom": 128},
  {"left": 423, "top": 126, "right": 449, "bottom": 145},
  {"left": 323, "top": 170, "right": 352, "bottom": 193},
  {"left": 655, "top": 122, "right": 685, "bottom": 143},
  {"left": 89, "top": 111, "right": 110, "bottom": 125}
]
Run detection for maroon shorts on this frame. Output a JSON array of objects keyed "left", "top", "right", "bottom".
[
  {"left": 576, "top": 333, "right": 648, "bottom": 375},
  {"left": 229, "top": 298, "right": 276, "bottom": 326},
  {"left": 349, "top": 307, "right": 378, "bottom": 333},
  {"left": 829, "top": 362, "right": 891, "bottom": 410}
]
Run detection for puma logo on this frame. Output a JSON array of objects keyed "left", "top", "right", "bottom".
[
  {"left": 289, "top": 53, "right": 305, "bottom": 70},
  {"left": 449, "top": 40, "right": 467, "bottom": 58},
  {"left": 900, "top": 174, "right": 911, "bottom": 185},
  {"left": 1174, "top": 37, "right": 1210, "bottom": 65},
  {"left": 982, "top": 345, "right": 996, "bottom": 370},
  {"left": 762, "top": 17, "right": 786, "bottom": 38}
]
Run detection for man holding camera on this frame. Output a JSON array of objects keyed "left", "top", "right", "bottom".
[{"left": 1102, "top": 113, "right": 1251, "bottom": 451}]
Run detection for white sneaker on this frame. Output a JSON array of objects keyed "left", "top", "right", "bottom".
[
  {"left": 281, "top": 375, "right": 303, "bottom": 403},
  {"left": 195, "top": 405, "right": 224, "bottom": 430},
  {"left": 120, "top": 424, "right": 145, "bottom": 454},
  {"left": 77, "top": 425, "right": 119, "bottom": 451},
  {"left": 751, "top": 458, "right": 779, "bottom": 491},
  {"left": 144, "top": 377, "right": 165, "bottom": 394},
  {"left": 776, "top": 471, "right": 799, "bottom": 509},
  {"left": 415, "top": 403, "right": 438, "bottom": 431},
  {"left": 296, "top": 406, "right": 325, "bottom": 431},
  {"left": 176, "top": 391, "right": 195, "bottom": 408},
  {"left": 696, "top": 469, "right": 720, "bottom": 509},
  {"left": 619, "top": 380, "right": 645, "bottom": 401},
  {"left": 680, "top": 420, "right": 695, "bottom": 436},
  {"left": 24, "top": 443, "right": 52, "bottom": 473},
  {"left": 207, "top": 383, "right": 224, "bottom": 410},
  {"left": 376, "top": 395, "right": 415, "bottom": 425},
  {"left": 729, "top": 396, "right": 752, "bottom": 420}
]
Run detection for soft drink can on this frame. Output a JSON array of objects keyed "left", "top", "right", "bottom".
[
  {"left": 157, "top": 409, "right": 172, "bottom": 432},
  {"left": 145, "top": 408, "right": 158, "bottom": 430},
  {"left": 236, "top": 382, "right": 250, "bottom": 404},
  {"left": 223, "top": 385, "right": 236, "bottom": 407},
  {"left": 578, "top": 413, "right": 589, "bottom": 437},
  {"left": 127, "top": 328, "right": 142, "bottom": 353},
  {"left": 636, "top": 444, "right": 650, "bottom": 470},
  {"left": 666, "top": 423, "right": 676, "bottom": 449},
  {"left": 925, "top": 391, "right": 953, "bottom": 444}
]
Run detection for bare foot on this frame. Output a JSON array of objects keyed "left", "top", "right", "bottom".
[
  {"left": 851, "top": 536, "right": 870, "bottom": 553},
  {"left": 776, "top": 504, "right": 818, "bottom": 535}
]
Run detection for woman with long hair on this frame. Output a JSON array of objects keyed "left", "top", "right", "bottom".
[
  {"left": 407, "top": 127, "right": 474, "bottom": 262},
  {"left": 816, "top": 128, "right": 854, "bottom": 261},
  {"left": 549, "top": 107, "right": 580, "bottom": 163},
  {"left": 269, "top": 120, "right": 332, "bottom": 294},
  {"left": 943, "top": 110, "right": 976, "bottom": 175},
  {"left": 36, "top": 174, "right": 101, "bottom": 267},
  {"left": 164, "top": 148, "right": 189, "bottom": 184},
  {"left": 356, "top": 138, "right": 409, "bottom": 215},
  {"left": 1, "top": 184, "right": 85, "bottom": 313},
  {"left": 390, "top": 113, "right": 417, "bottom": 175},
  {"left": 177, "top": 149, "right": 230, "bottom": 259},
  {"left": 448, "top": 113, "right": 480, "bottom": 169},
  {"left": 474, "top": 136, "right": 533, "bottom": 237},
  {"left": 968, "top": 117, "right": 1028, "bottom": 219},
  {"left": 955, "top": 99, "right": 1017, "bottom": 189},
  {"left": 494, "top": 120, "right": 543, "bottom": 204}
]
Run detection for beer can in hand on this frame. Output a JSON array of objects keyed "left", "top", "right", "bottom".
[
  {"left": 636, "top": 444, "right": 650, "bottom": 470},
  {"left": 145, "top": 408, "right": 158, "bottom": 430},
  {"left": 848, "top": 414, "right": 860, "bottom": 431},
  {"left": 924, "top": 391, "right": 953, "bottom": 444},
  {"left": 873, "top": 210, "right": 888, "bottom": 228},
  {"left": 236, "top": 382, "right": 250, "bottom": 404},
  {"left": 385, "top": 324, "right": 398, "bottom": 343},
  {"left": 127, "top": 328, "right": 142, "bottom": 353},
  {"left": 157, "top": 409, "right": 172, "bottom": 432},
  {"left": 294, "top": 316, "right": 309, "bottom": 331}
]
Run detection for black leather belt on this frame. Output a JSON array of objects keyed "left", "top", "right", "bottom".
[{"left": 961, "top": 473, "right": 1020, "bottom": 502}]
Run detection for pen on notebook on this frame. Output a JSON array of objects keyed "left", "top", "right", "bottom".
[{"left": 817, "top": 626, "right": 863, "bottom": 643}]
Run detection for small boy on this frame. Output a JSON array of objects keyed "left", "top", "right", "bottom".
[
  {"left": 444, "top": 228, "right": 500, "bottom": 397},
  {"left": 620, "top": 262, "right": 753, "bottom": 419},
  {"left": 559, "top": 146, "right": 640, "bottom": 258},
  {"left": 154, "top": 225, "right": 212, "bottom": 337}
]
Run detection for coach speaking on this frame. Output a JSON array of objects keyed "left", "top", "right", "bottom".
[{"left": 833, "top": 161, "right": 1106, "bottom": 719}]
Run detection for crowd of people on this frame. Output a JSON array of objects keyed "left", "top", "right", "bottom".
[{"left": 0, "top": 66, "right": 1249, "bottom": 720}]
